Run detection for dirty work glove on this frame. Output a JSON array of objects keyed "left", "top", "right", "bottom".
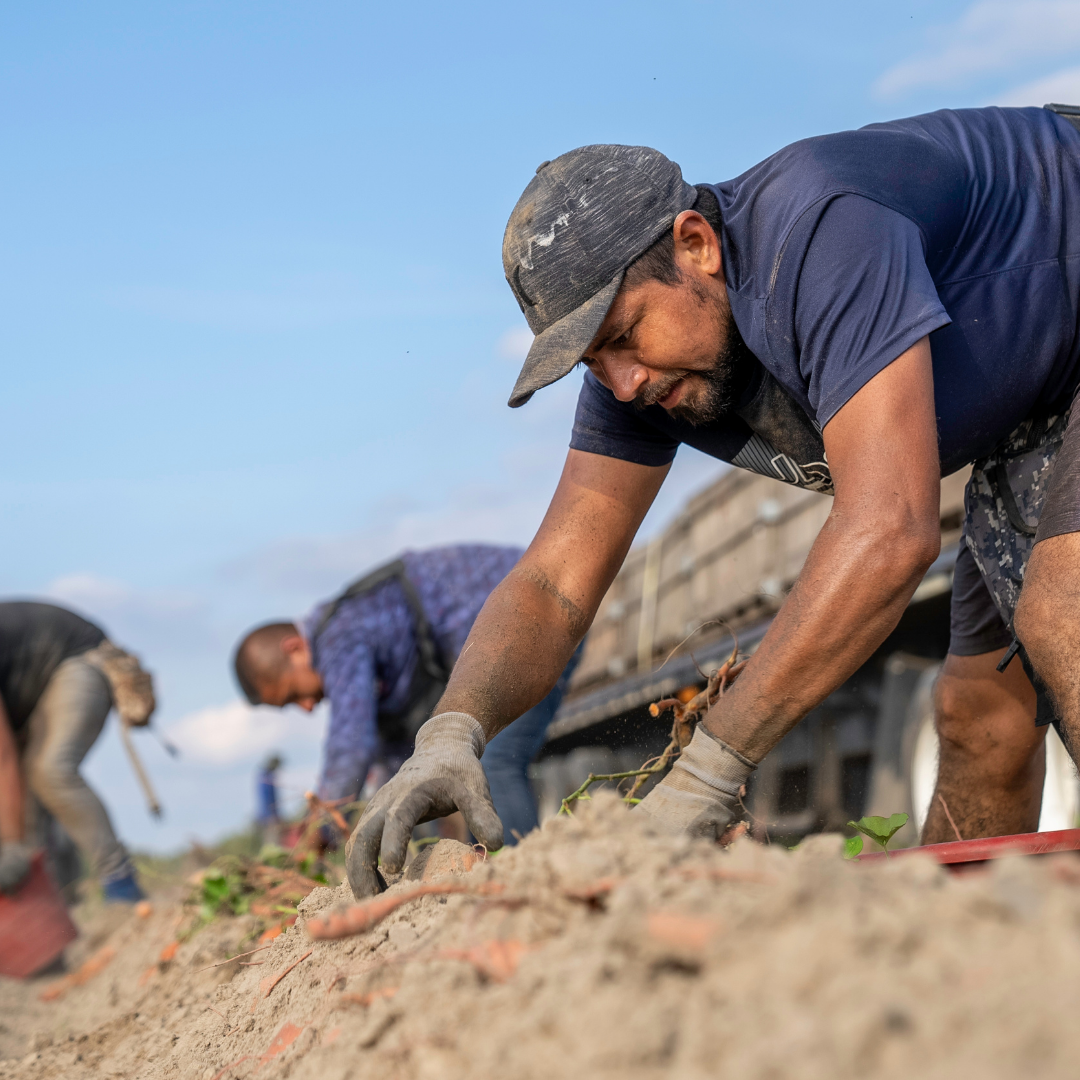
[
  {"left": 636, "top": 726, "right": 756, "bottom": 840},
  {"left": 345, "top": 713, "right": 504, "bottom": 898},
  {"left": 0, "top": 840, "right": 33, "bottom": 895}
]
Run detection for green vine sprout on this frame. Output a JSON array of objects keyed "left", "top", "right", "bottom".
[
  {"left": 844, "top": 813, "right": 909, "bottom": 859},
  {"left": 558, "top": 766, "right": 671, "bottom": 815}
]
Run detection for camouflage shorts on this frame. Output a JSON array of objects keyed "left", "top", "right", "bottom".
[{"left": 964, "top": 412, "right": 1070, "bottom": 634}]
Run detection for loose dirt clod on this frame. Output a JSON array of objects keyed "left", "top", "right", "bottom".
[{"left": 8, "top": 795, "right": 1080, "bottom": 1079}]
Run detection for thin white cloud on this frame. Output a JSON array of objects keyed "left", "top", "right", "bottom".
[
  {"left": 222, "top": 446, "right": 728, "bottom": 604},
  {"left": 994, "top": 65, "right": 1080, "bottom": 105},
  {"left": 164, "top": 698, "right": 324, "bottom": 766},
  {"left": 220, "top": 485, "right": 549, "bottom": 601},
  {"left": 876, "top": 0, "right": 1080, "bottom": 98},
  {"left": 44, "top": 573, "right": 214, "bottom": 660},
  {"left": 220, "top": 372, "right": 584, "bottom": 601},
  {"left": 497, "top": 325, "right": 533, "bottom": 361},
  {"left": 47, "top": 573, "right": 203, "bottom": 619}
]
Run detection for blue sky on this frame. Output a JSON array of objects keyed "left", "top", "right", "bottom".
[{"left": 3, "top": 0, "right": 1079, "bottom": 852}]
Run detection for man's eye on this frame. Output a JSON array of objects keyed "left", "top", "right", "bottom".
[{"left": 613, "top": 329, "right": 631, "bottom": 346}]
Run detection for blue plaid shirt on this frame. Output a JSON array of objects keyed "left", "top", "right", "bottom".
[{"left": 302, "top": 545, "right": 523, "bottom": 800}]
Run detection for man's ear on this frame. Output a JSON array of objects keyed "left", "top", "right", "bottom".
[
  {"left": 672, "top": 210, "right": 722, "bottom": 277},
  {"left": 280, "top": 634, "right": 309, "bottom": 661}
]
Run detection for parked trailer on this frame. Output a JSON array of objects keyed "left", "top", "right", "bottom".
[{"left": 534, "top": 465, "right": 1079, "bottom": 845}]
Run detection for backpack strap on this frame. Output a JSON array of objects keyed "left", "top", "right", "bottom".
[
  {"left": 1046, "top": 103, "right": 1080, "bottom": 133},
  {"left": 310, "top": 559, "right": 448, "bottom": 681}
]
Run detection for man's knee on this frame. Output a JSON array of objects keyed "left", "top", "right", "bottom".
[
  {"left": 24, "top": 751, "right": 80, "bottom": 802},
  {"left": 934, "top": 674, "right": 983, "bottom": 755},
  {"left": 933, "top": 653, "right": 1042, "bottom": 772}
]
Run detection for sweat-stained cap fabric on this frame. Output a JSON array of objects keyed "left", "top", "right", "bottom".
[{"left": 502, "top": 145, "right": 698, "bottom": 407}]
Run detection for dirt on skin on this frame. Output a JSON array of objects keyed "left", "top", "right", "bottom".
[{"left": 4, "top": 794, "right": 1080, "bottom": 1079}]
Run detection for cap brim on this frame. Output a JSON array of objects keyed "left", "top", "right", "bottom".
[{"left": 507, "top": 271, "right": 624, "bottom": 407}]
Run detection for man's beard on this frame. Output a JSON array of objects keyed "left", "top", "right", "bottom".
[{"left": 635, "top": 289, "right": 751, "bottom": 427}]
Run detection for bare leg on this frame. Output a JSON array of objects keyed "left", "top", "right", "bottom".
[
  {"left": 1015, "top": 532, "right": 1080, "bottom": 761},
  {"left": 921, "top": 649, "right": 1044, "bottom": 843}
]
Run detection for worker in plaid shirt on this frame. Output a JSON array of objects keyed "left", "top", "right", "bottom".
[{"left": 234, "top": 544, "right": 580, "bottom": 844}]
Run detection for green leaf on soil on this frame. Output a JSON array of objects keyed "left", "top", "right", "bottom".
[
  {"left": 846, "top": 813, "right": 909, "bottom": 853},
  {"left": 843, "top": 834, "right": 864, "bottom": 859}
]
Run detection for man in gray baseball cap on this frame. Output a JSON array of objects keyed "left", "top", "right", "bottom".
[
  {"left": 503, "top": 145, "right": 699, "bottom": 409},
  {"left": 347, "top": 108, "right": 1080, "bottom": 895}
]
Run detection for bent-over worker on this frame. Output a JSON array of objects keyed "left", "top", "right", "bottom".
[
  {"left": 346, "top": 105, "right": 1080, "bottom": 895},
  {"left": 0, "top": 602, "right": 154, "bottom": 900},
  {"left": 233, "top": 545, "right": 580, "bottom": 845}
]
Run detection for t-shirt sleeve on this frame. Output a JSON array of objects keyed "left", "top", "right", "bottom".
[
  {"left": 794, "top": 194, "right": 952, "bottom": 425},
  {"left": 569, "top": 371, "right": 680, "bottom": 466}
]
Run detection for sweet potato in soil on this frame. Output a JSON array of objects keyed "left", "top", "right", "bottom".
[{"left": 5, "top": 794, "right": 1080, "bottom": 1080}]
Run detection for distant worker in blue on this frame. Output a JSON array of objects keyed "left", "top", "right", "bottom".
[
  {"left": 232, "top": 545, "right": 580, "bottom": 846},
  {"left": 255, "top": 753, "right": 284, "bottom": 846}
]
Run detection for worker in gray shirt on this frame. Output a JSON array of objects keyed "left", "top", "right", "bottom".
[{"left": 0, "top": 602, "right": 155, "bottom": 901}]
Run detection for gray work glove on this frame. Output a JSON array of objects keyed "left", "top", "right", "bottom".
[
  {"left": 0, "top": 840, "right": 34, "bottom": 895},
  {"left": 345, "top": 712, "right": 504, "bottom": 898},
  {"left": 636, "top": 725, "right": 756, "bottom": 839}
]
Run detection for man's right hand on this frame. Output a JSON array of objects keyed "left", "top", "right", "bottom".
[
  {"left": 344, "top": 712, "right": 504, "bottom": 898},
  {"left": 0, "top": 840, "right": 33, "bottom": 895}
]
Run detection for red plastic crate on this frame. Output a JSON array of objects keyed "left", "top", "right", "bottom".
[{"left": 0, "top": 852, "right": 78, "bottom": 978}]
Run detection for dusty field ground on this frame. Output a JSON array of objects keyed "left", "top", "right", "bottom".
[{"left": 3, "top": 794, "right": 1080, "bottom": 1080}]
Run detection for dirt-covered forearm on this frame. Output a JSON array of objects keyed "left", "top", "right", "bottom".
[
  {"left": 435, "top": 564, "right": 589, "bottom": 741},
  {"left": 703, "top": 503, "right": 939, "bottom": 760},
  {"left": 433, "top": 449, "right": 669, "bottom": 741},
  {"left": 706, "top": 339, "right": 941, "bottom": 761}
]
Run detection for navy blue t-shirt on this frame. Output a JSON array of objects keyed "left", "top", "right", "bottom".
[{"left": 570, "top": 107, "right": 1080, "bottom": 493}]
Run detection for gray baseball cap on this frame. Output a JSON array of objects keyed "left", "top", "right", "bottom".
[{"left": 502, "top": 144, "right": 697, "bottom": 408}]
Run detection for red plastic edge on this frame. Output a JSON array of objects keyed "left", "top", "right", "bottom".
[
  {"left": 0, "top": 852, "right": 79, "bottom": 977},
  {"left": 857, "top": 827, "right": 1080, "bottom": 865}
]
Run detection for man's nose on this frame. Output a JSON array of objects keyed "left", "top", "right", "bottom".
[
  {"left": 603, "top": 356, "right": 649, "bottom": 402},
  {"left": 298, "top": 699, "right": 316, "bottom": 712}
]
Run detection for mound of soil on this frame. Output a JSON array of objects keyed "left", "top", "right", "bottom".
[{"left": 4, "top": 794, "right": 1080, "bottom": 1080}]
